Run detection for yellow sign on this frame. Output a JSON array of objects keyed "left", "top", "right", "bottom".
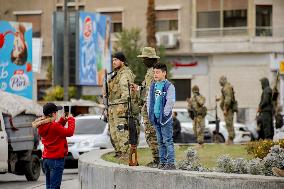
[{"left": 280, "top": 61, "right": 284, "bottom": 74}]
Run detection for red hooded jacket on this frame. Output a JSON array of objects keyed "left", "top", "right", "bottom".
[{"left": 33, "top": 116, "right": 75, "bottom": 159}]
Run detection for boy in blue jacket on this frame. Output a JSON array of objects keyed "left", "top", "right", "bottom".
[{"left": 147, "top": 63, "right": 176, "bottom": 170}]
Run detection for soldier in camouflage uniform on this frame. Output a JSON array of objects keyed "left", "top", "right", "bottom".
[
  {"left": 108, "top": 52, "right": 139, "bottom": 159},
  {"left": 187, "top": 85, "right": 206, "bottom": 147},
  {"left": 219, "top": 76, "right": 236, "bottom": 144},
  {"left": 132, "top": 47, "right": 160, "bottom": 167}
]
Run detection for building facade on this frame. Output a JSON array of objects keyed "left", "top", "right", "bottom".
[{"left": 1, "top": 0, "right": 284, "bottom": 123}]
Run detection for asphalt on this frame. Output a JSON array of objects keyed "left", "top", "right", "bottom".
[{"left": 32, "top": 179, "right": 79, "bottom": 189}]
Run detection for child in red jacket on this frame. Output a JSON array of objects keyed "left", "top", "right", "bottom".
[{"left": 32, "top": 103, "right": 75, "bottom": 189}]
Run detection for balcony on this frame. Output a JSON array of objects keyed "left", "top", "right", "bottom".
[
  {"left": 194, "top": 27, "right": 248, "bottom": 38},
  {"left": 191, "top": 27, "right": 284, "bottom": 54}
]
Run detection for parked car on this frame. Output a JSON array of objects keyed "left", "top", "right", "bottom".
[
  {"left": 246, "top": 121, "right": 259, "bottom": 140},
  {"left": 173, "top": 108, "right": 251, "bottom": 143},
  {"left": 39, "top": 115, "right": 147, "bottom": 167},
  {"left": 274, "top": 127, "right": 284, "bottom": 141},
  {"left": 246, "top": 119, "right": 283, "bottom": 141}
]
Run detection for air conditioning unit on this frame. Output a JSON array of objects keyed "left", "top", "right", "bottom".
[{"left": 156, "top": 32, "right": 179, "bottom": 49}]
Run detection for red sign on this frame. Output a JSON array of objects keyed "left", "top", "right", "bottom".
[{"left": 172, "top": 60, "right": 198, "bottom": 68}]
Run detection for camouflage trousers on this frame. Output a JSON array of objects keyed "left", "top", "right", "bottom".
[
  {"left": 109, "top": 106, "right": 140, "bottom": 154},
  {"left": 193, "top": 115, "right": 205, "bottom": 144},
  {"left": 224, "top": 109, "right": 235, "bottom": 140},
  {"left": 108, "top": 107, "right": 119, "bottom": 152},
  {"left": 141, "top": 104, "right": 159, "bottom": 160}
]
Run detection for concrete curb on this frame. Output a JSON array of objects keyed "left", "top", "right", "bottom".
[{"left": 78, "top": 149, "right": 284, "bottom": 189}]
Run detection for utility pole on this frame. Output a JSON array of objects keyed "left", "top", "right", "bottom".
[{"left": 63, "top": 0, "right": 69, "bottom": 101}]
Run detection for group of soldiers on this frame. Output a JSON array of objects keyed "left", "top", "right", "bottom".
[
  {"left": 187, "top": 75, "right": 277, "bottom": 146},
  {"left": 106, "top": 47, "right": 160, "bottom": 167},
  {"left": 105, "top": 45, "right": 277, "bottom": 165},
  {"left": 187, "top": 76, "right": 237, "bottom": 147}
]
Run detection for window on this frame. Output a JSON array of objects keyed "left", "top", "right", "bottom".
[
  {"left": 197, "top": 11, "right": 220, "bottom": 28},
  {"left": 17, "top": 14, "right": 41, "bottom": 37},
  {"left": 57, "top": 6, "right": 63, "bottom": 11},
  {"left": 68, "top": 6, "right": 76, "bottom": 11},
  {"left": 223, "top": 9, "right": 247, "bottom": 27},
  {"left": 156, "top": 9, "right": 178, "bottom": 32},
  {"left": 256, "top": 5, "right": 272, "bottom": 36},
  {"left": 172, "top": 79, "right": 191, "bottom": 101},
  {"left": 197, "top": 0, "right": 221, "bottom": 28},
  {"left": 78, "top": 5, "right": 85, "bottom": 11},
  {"left": 101, "top": 12, "right": 122, "bottom": 33},
  {"left": 196, "top": 0, "right": 248, "bottom": 37}
]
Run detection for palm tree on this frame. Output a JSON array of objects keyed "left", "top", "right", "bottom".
[{"left": 146, "top": 0, "right": 156, "bottom": 48}]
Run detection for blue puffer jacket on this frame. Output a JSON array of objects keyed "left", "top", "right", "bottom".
[{"left": 147, "top": 80, "right": 176, "bottom": 125}]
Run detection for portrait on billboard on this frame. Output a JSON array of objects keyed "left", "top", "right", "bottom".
[
  {"left": 0, "top": 21, "right": 33, "bottom": 99},
  {"left": 78, "top": 12, "right": 111, "bottom": 86}
]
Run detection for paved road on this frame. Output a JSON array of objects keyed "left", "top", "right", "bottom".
[{"left": 0, "top": 169, "right": 78, "bottom": 189}]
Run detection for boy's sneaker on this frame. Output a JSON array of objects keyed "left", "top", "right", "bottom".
[
  {"left": 162, "top": 164, "right": 176, "bottom": 170},
  {"left": 158, "top": 163, "right": 166, "bottom": 169}
]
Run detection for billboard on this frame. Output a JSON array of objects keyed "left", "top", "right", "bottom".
[
  {"left": 0, "top": 21, "right": 33, "bottom": 99},
  {"left": 78, "top": 12, "right": 111, "bottom": 86}
]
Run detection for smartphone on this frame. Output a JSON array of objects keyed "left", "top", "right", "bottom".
[{"left": 64, "top": 106, "right": 70, "bottom": 117}]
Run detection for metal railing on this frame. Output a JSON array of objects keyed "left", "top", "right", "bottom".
[
  {"left": 194, "top": 27, "right": 248, "bottom": 38},
  {"left": 193, "top": 26, "right": 284, "bottom": 38}
]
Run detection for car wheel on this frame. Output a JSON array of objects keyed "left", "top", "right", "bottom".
[
  {"left": 24, "top": 155, "right": 41, "bottom": 181},
  {"left": 213, "top": 133, "right": 225, "bottom": 143}
]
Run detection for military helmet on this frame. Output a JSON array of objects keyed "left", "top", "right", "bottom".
[{"left": 192, "top": 85, "right": 199, "bottom": 93}]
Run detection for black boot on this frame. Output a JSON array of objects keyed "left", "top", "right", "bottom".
[{"left": 146, "top": 158, "right": 159, "bottom": 168}]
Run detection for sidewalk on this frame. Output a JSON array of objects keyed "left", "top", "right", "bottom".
[{"left": 31, "top": 179, "right": 80, "bottom": 189}]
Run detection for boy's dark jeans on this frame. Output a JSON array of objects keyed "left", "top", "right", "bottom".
[
  {"left": 154, "top": 118, "right": 175, "bottom": 164},
  {"left": 43, "top": 158, "right": 65, "bottom": 189}
]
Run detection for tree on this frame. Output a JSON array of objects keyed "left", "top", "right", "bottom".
[
  {"left": 146, "top": 0, "right": 156, "bottom": 48},
  {"left": 43, "top": 85, "right": 77, "bottom": 101},
  {"left": 114, "top": 28, "right": 146, "bottom": 84}
]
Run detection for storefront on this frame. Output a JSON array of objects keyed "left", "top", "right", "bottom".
[{"left": 168, "top": 56, "right": 208, "bottom": 101}]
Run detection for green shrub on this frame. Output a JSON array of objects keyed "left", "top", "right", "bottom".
[{"left": 43, "top": 85, "right": 77, "bottom": 101}]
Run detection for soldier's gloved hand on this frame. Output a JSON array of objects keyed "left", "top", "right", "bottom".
[{"left": 130, "top": 83, "right": 139, "bottom": 91}]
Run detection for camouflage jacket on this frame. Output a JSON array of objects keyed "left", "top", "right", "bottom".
[
  {"left": 187, "top": 94, "right": 206, "bottom": 115},
  {"left": 108, "top": 65, "right": 140, "bottom": 115},
  {"left": 220, "top": 83, "right": 234, "bottom": 111},
  {"left": 140, "top": 67, "right": 154, "bottom": 103}
]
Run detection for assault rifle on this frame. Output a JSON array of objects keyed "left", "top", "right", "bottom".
[
  {"left": 213, "top": 96, "right": 221, "bottom": 143},
  {"left": 120, "top": 81, "right": 138, "bottom": 166},
  {"left": 102, "top": 70, "right": 109, "bottom": 122},
  {"left": 272, "top": 70, "right": 280, "bottom": 115},
  {"left": 102, "top": 70, "right": 118, "bottom": 121}
]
